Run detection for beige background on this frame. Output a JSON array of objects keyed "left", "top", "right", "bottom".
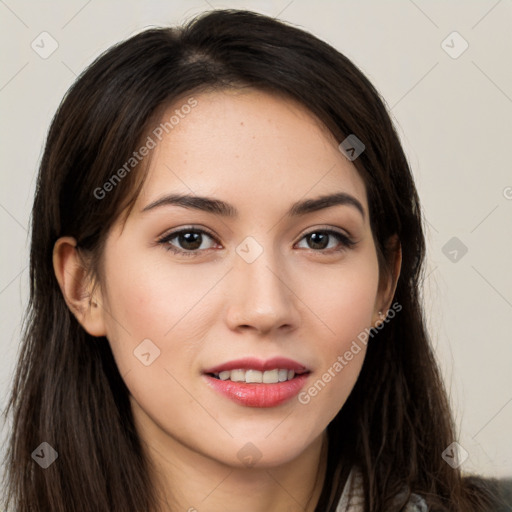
[{"left": 1, "top": 0, "right": 511, "bottom": 478}]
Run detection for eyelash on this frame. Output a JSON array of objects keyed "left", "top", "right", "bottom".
[{"left": 157, "top": 227, "right": 357, "bottom": 258}]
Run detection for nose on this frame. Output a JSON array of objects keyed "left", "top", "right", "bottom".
[{"left": 225, "top": 245, "right": 301, "bottom": 336}]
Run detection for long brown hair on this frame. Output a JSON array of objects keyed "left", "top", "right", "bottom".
[{"left": 2, "top": 9, "right": 499, "bottom": 511}]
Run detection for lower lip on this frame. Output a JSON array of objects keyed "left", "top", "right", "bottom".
[{"left": 203, "top": 373, "right": 310, "bottom": 408}]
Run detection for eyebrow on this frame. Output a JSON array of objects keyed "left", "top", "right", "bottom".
[{"left": 142, "top": 192, "right": 365, "bottom": 220}]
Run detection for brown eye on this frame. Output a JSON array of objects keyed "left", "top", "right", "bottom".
[
  {"left": 297, "top": 230, "right": 356, "bottom": 253},
  {"left": 158, "top": 228, "right": 219, "bottom": 257}
]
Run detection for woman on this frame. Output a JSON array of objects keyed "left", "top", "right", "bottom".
[{"left": 3, "top": 9, "right": 500, "bottom": 512}]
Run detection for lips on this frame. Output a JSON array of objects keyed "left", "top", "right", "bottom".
[{"left": 202, "top": 357, "right": 311, "bottom": 408}]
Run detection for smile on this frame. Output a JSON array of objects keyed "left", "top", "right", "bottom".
[
  {"left": 211, "top": 368, "right": 301, "bottom": 383},
  {"left": 203, "top": 357, "right": 311, "bottom": 408}
]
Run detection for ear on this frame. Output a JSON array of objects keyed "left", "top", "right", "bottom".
[
  {"left": 52, "top": 236, "right": 106, "bottom": 337},
  {"left": 373, "top": 234, "right": 402, "bottom": 325}
]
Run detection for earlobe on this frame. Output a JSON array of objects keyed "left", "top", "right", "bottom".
[{"left": 52, "top": 236, "right": 106, "bottom": 337}]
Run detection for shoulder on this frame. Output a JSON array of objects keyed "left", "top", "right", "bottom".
[{"left": 336, "top": 468, "right": 428, "bottom": 512}]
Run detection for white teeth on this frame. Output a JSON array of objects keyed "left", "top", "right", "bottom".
[
  {"left": 230, "top": 369, "right": 246, "bottom": 382},
  {"left": 263, "top": 369, "right": 279, "bottom": 384},
  {"left": 278, "top": 369, "right": 288, "bottom": 382},
  {"left": 245, "top": 370, "right": 263, "bottom": 383},
  {"left": 212, "top": 368, "right": 301, "bottom": 383}
]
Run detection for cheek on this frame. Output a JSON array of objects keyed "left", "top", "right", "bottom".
[
  {"left": 97, "top": 243, "right": 156, "bottom": 369},
  {"left": 99, "top": 246, "right": 222, "bottom": 376},
  {"left": 299, "top": 250, "right": 379, "bottom": 413},
  {"left": 98, "top": 254, "right": 212, "bottom": 433},
  {"left": 308, "top": 248, "right": 380, "bottom": 342}
]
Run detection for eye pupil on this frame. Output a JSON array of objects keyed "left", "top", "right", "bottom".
[
  {"left": 179, "top": 232, "right": 202, "bottom": 250},
  {"left": 308, "top": 232, "right": 328, "bottom": 250}
]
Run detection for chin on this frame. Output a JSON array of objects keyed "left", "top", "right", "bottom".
[{"left": 209, "top": 434, "right": 320, "bottom": 470}]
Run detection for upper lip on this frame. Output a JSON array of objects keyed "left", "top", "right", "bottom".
[{"left": 203, "top": 357, "right": 310, "bottom": 375}]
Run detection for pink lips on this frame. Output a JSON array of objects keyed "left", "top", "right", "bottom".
[{"left": 202, "top": 357, "right": 311, "bottom": 408}]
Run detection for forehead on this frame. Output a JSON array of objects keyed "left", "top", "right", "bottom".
[{"left": 135, "top": 89, "right": 368, "bottom": 217}]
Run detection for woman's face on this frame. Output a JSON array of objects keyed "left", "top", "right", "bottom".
[{"left": 95, "top": 89, "right": 389, "bottom": 468}]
